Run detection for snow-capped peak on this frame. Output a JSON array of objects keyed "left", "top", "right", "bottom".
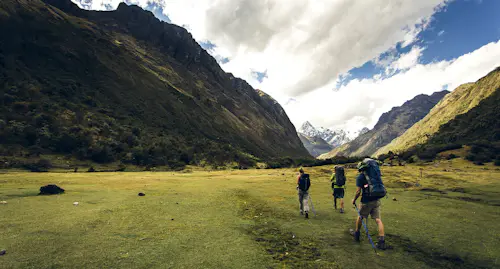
[
  {"left": 299, "top": 121, "right": 320, "bottom": 137},
  {"left": 298, "top": 122, "right": 351, "bottom": 147}
]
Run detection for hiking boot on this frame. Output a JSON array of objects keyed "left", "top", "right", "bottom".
[
  {"left": 349, "top": 229, "right": 360, "bottom": 242},
  {"left": 377, "top": 237, "right": 386, "bottom": 250},
  {"left": 339, "top": 208, "right": 344, "bottom": 214},
  {"left": 300, "top": 211, "right": 304, "bottom": 215},
  {"left": 354, "top": 231, "right": 360, "bottom": 242},
  {"left": 305, "top": 212, "right": 309, "bottom": 219}
]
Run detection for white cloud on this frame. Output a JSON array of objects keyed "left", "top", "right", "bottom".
[
  {"left": 201, "top": 0, "right": 451, "bottom": 97},
  {"left": 282, "top": 40, "right": 500, "bottom": 133},
  {"left": 387, "top": 46, "right": 424, "bottom": 73}
]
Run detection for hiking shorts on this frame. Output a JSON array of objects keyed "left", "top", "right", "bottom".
[
  {"left": 333, "top": 188, "right": 345, "bottom": 199},
  {"left": 359, "top": 200, "right": 381, "bottom": 220}
]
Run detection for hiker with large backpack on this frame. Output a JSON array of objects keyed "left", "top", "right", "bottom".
[
  {"left": 330, "top": 166, "right": 346, "bottom": 213},
  {"left": 351, "top": 158, "right": 387, "bottom": 250},
  {"left": 296, "top": 168, "right": 311, "bottom": 219}
]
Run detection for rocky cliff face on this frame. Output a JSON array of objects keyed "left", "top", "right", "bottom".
[
  {"left": 298, "top": 133, "right": 333, "bottom": 157},
  {"left": 0, "top": 0, "right": 309, "bottom": 167},
  {"left": 319, "top": 90, "right": 449, "bottom": 158}
]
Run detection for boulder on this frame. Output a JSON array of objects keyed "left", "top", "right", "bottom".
[
  {"left": 39, "top": 184, "right": 65, "bottom": 195},
  {"left": 138, "top": 193, "right": 145, "bottom": 196}
]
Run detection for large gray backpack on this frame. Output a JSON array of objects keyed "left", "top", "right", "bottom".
[{"left": 334, "top": 166, "right": 346, "bottom": 186}]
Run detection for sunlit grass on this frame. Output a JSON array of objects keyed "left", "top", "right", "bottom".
[{"left": 1, "top": 160, "right": 499, "bottom": 268}]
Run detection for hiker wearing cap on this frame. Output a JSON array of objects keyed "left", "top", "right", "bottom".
[
  {"left": 296, "top": 168, "right": 311, "bottom": 218},
  {"left": 351, "top": 158, "right": 387, "bottom": 250},
  {"left": 330, "top": 166, "right": 346, "bottom": 213}
]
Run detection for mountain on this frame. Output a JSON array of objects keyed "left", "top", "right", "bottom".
[
  {"left": 298, "top": 121, "right": 351, "bottom": 147},
  {"left": 356, "top": 127, "right": 370, "bottom": 137},
  {"left": 0, "top": 0, "right": 310, "bottom": 167},
  {"left": 297, "top": 133, "right": 333, "bottom": 157},
  {"left": 376, "top": 67, "right": 500, "bottom": 156},
  {"left": 427, "top": 83, "right": 499, "bottom": 146},
  {"left": 298, "top": 121, "right": 320, "bottom": 137},
  {"left": 319, "top": 90, "right": 449, "bottom": 158}
]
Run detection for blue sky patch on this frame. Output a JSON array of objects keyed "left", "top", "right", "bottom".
[
  {"left": 342, "top": 0, "right": 500, "bottom": 86},
  {"left": 200, "top": 41, "right": 217, "bottom": 51},
  {"left": 252, "top": 70, "right": 268, "bottom": 83}
]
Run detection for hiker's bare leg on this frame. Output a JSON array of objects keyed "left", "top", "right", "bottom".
[
  {"left": 375, "top": 218, "right": 385, "bottom": 237},
  {"left": 340, "top": 198, "right": 344, "bottom": 209},
  {"left": 355, "top": 216, "right": 362, "bottom": 232}
]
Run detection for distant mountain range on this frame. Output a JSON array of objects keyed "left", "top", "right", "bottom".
[
  {"left": 298, "top": 121, "right": 367, "bottom": 147},
  {"left": 297, "top": 121, "right": 369, "bottom": 156},
  {"left": 319, "top": 90, "right": 449, "bottom": 158},
  {"left": 376, "top": 67, "right": 500, "bottom": 156}
]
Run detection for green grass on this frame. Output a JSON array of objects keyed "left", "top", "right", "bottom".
[{"left": 1, "top": 160, "right": 499, "bottom": 268}]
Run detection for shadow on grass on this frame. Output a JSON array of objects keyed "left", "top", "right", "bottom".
[
  {"left": 416, "top": 190, "right": 500, "bottom": 206},
  {"left": 232, "top": 189, "right": 340, "bottom": 269},
  {"left": 387, "top": 233, "right": 495, "bottom": 269},
  {"left": 232, "top": 189, "right": 497, "bottom": 269},
  {"left": 2, "top": 191, "right": 40, "bottom": 199}
]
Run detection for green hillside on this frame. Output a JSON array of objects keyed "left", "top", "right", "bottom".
[
  {"left": 429, "top": 88, "right": 500, "bottom": 145},
  {"left": 376, "top": 67, "right": 500, "bottom": 156},
  {"left": 0, "top": 0, "right": 309, "bottom": 169},
  {"left": 319, "top": 91, "right": 447, "bottom": 158}
]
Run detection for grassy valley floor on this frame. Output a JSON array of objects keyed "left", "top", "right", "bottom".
[{"left": 1, "top": 160, "right": 499, "bottom": 268}]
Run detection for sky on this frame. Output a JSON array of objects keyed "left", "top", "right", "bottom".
[{"left": 72, "top": 0, "right": 500, "bottom": 134}]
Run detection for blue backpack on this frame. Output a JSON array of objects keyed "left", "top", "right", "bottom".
[{"left": 359, "top": 158, "right": 386, "bottom": 198}]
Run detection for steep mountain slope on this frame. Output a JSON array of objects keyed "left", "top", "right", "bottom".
[
  {"left": 0, "top": 0, "right": 309, "bottom": 166},
  {"left": 356, "top": 127, "right": 370, "bottom": 137},
  {"left": 298, "top": 121, "right": 351, "bottom": 147},
  {"left": 297, "top": 133, "right": 333, "bottom": 157},
  {"left": 427, "top": 87, "right": 499, "bottom": 145},
  {"left": 319, "top": 91, "right": 448, "bottom": 158},
  {"left": 376, "top": 67, "right": 500, "bottom": 156}
]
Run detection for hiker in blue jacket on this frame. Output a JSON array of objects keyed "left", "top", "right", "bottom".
[{"left": 352, "top": 160, "right": 386, "bottom": 249}]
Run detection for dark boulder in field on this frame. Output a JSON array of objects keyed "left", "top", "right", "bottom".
[
  {"left": 0, "top": 249, "right": 6, "bottom": 256},
  {"left": 138, "top": 193, "right": 145, "bottom": 196},
  {"left": 39, "top": 185, "right": 65, "bottom": 195}
]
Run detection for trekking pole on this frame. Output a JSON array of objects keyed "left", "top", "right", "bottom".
[
  {"left": 354, "top": 204, "right": 378, "bottom": 255},
  {"left": 308, "top": 193, "right": 317, "bottom": 216}
]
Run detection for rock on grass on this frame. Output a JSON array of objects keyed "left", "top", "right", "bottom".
[{"left": 39, "top": 184, "right": 65, "bottom": 195}]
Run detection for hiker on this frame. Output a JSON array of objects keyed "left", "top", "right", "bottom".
[
  {"left": 296, "top": 168, "right": 311, "bottom": 218},
  {"left": 330, "top": 166, "right": 346, "bottom": 213},
  {"left": 351, "top": 158, "right": 387, "bottom": 250}
]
